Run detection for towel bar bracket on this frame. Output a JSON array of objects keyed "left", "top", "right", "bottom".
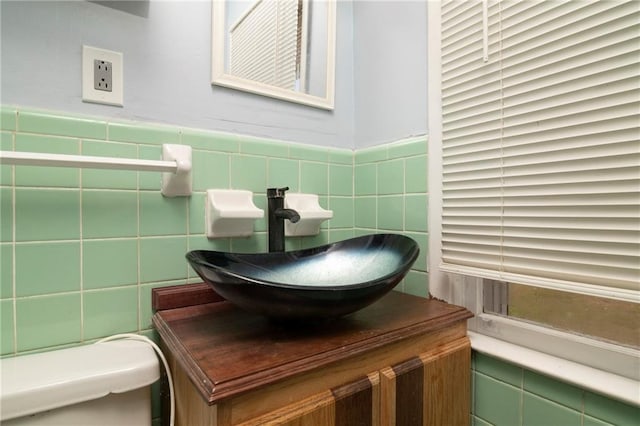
[{"left": 161, "top": 144, "right": 192, "bottom": 197}]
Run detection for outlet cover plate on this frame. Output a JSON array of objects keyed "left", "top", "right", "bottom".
[{"left": 82, "top": 45, "right": 123, "bottom": 106}]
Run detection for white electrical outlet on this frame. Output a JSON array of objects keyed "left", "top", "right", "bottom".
[{"left": 82, "top": 45, "right": 123, "bottom": 106}]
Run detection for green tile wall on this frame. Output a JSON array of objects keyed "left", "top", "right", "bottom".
[
  {"left": 1, "top": 106, "right": 634, "bottom": 426},
  {"left": 354, "top": 137, "right": 429, "bottom": 296},
  {"left": 472, "top": 352, "right": 640, "bottom": 426}
]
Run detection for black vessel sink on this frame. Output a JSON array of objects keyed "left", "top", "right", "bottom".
[{"left": 186, "top": 234, "right": 420, "bottom": 320}]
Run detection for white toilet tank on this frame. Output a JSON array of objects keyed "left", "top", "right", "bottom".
[{"left": 0, "top": 340, "right": 160, "bottom": 426}]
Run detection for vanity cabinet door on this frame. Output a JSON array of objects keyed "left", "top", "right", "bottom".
[
  {"left": 380, "top": 338, "right": 471, "bottom": 426},
  {"left": 237, "top": 373, "right": 380, "bottom": 426}
]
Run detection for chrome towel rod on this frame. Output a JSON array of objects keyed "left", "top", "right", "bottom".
[{"left": 0, "top": 144, "right": 192, "bottom": 197}]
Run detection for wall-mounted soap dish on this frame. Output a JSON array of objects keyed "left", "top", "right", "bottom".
[
  {"left": 284, "top": 193, "right": 333, "bottom": 237},
  {"left": 206, "top": 189, "right": 264, "bottom": 238}
]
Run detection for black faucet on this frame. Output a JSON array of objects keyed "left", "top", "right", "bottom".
[{"left": 267, "top": 187, "right": 300, "bottom": 252}]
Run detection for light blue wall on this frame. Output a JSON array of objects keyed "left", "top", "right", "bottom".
[
  {"left": 352, "top": 0, "right": 428, "bottom": 148},
  {"left": 0, "top": 0, "right": 356, "bottom": 148}
]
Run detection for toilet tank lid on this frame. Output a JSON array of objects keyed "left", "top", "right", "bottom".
[{"left": 0, "top": 339, "right": 160, "bottom": 421}]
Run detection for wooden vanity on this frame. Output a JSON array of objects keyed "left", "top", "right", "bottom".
[{"left": 152, "top": 283, "right": 473, "bottom": 426}]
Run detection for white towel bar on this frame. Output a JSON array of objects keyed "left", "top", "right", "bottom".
[
  {"left": 0, "top": 144, "right": 192, "bottom": 197},
  {"left": 0, "top": 151, "right": 176, "bottom": 172}
]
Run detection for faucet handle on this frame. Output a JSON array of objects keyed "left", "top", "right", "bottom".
[{"left": 267, "top": 187, "right": 290, "bottom": 198}]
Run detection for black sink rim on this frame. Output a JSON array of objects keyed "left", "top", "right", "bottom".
[{"left": 185, "top": 233, "right": 420, "bottom": 291}]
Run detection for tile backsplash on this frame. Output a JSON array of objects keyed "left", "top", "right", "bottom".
[
  {"left": 472, "top": 352, "right": 640, "bottom": 426},
  {"left": 353, "top": 137, "right": 429, "bottom": 297},
  {"left": 0, "top": 106, "right": 429, "bottom": 355}
]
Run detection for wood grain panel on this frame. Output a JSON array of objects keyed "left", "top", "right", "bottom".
[
  {"left": 380, "top": 366, "right": 397, "bottom": 426},
  {"left": 333, "top": 373, "right": 378, "bottom": 426},
  {"left": 380, "top": 337, "right": 471, "bottom": 426},
  {"left": 152, "top": 290, "right": 472, "bottom": 404},
  {"left": 380, "top": 356, "right": 426, "bottom": 426},
  {"left": 163, "top": 345, "right": 219, "bottom": 426},
  {"left": 228, "top": 323, "right": 467, "bottom": 424},
  {"left": 152, "top": 283, "right": 224, "bottom": 311},
  {"left": 421, "top": 338, "right": 471, "bottom": 426},
  {"left": 235, "top": 373, "right": 381, "bottom": 426},
  {"left": 394, "top": 357, "right": 424, "bottom": 426},
  {"left": 236, "top": 390, "right": 336, "bottom": 426}
]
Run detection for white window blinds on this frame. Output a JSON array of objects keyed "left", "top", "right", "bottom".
[
  {"left": 440, "top": 0, "right": 640, "bottom": 302},
  {"left": 230, "top": 0, "right": 301, "bottom": 90}
]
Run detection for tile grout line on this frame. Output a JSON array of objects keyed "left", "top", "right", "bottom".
[
  {"left": 182, "top": 130, "right": 190, "bottom": 287},
  {"left": 520, "top": 366, "right": 525, "bottom": 425},
  {"left": 79, "top": 137, "right": 85, "bottom": 343},
  {"left": 136, "top": 140, "right": 142, "bottom": 332},
  {"left": 11, "top": 123, "right": 18, "bottom": 355}
]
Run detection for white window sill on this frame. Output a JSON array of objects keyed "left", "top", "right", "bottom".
[{"left": 468, "top": 331, "right": 640, "bottom": 407}]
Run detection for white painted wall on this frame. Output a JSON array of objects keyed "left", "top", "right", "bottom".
[
  {"left": 1, "top": 0, "right": 426, "bottom": 149},
  {"left": 352, "top": 0, "right": 428, "bottom": 148}
]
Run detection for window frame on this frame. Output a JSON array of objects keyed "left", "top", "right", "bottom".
[{"left": 426, "top": 0, "right": 639, "bottom": 405}]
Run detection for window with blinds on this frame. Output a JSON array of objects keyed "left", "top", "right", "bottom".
[{"left": 440, "top": 0, "right": 640, "bottom": 303}]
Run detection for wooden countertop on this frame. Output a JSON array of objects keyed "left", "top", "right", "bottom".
[{"left": 152, "top": 284, "right": 472, "bottom": 404}]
